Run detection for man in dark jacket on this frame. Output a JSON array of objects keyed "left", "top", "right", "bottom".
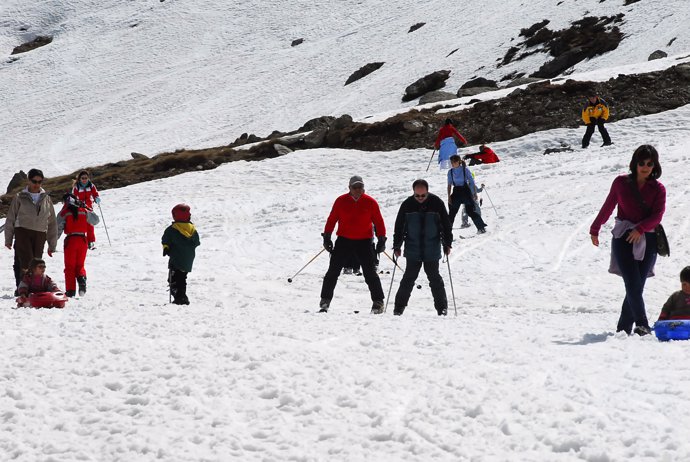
[{"left": 392, "top": 179, "right": 453, "bottom": 316}]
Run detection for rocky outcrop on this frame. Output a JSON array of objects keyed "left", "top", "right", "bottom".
[
  {"left": 457, "top": 87, "right": 497, "bottom": 97},
  {"left": 460, "top": 77, "right": 498, "bottom": 89},
  {"left": 11, "top": 36, "right": 53, "bottom": 55},
  {"left": 419, "top": 91, "right": 457, "bottom": 104},
  {"left": 345, "top": 62, "right": 384, "bottom": 86},
  {"left": 402, "top": 70, "right": 451, "bottom": 102},
  {"left": 6, "top": 171, "right": 26, "bottom": 194},
  {"left": 648, "top": 50, "right": 667, "bottom": 60}
]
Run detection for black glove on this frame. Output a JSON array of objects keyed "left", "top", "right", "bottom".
[
  {"left": 463, "top": 154, "right": 471, "bottom": 160},
  {"left": 163, "top": 247, "right": 169, "bottom": 256},
  {"left": 375, "top": 236, "right": 386, "bottom": 254},
  {"left": 321, "top": 233, "right": 333, "bottom": 253}
]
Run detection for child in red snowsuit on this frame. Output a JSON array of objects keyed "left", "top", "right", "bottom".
[
  {"left": 71, "top": 170, "right": 101, "bottom": 250},
  {"left": 57, "top": 193, "right": 99, "bottom": 297}
]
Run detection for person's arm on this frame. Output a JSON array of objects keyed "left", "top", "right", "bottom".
[
  {"left": 392, "top": 201, "right": 407, "bottom": 254},
  {"left": 465, "top": 168, "right": 478, "bottom": 197},
  {"left": 91, "top": 184, "right": 101, "bottom": 203},
  {"left": 600, "top": 102, "right": 610, "bottom": 121},
  {"left": 371, "top": 199, "right": 386, "bottom": 239},
  {"left": 46, "top": 276, "right": 59, "bottom": 292},
  {"left": 434, "top": 131, "right": 443, "bottom": 149},
  {"left": 452, "top": 127, "right": 467, "bottom": 146},
  {"left": 657, "top": 293, "right": 676, "bottom": 321},
  {"left": 436, "top": 197, "right": 453, "bottom": 251},
  {"left": 56, "top": 211, "right": 66, "bottom": 237},
  {"left": 4, "top": 195, "right": 19, "bottom": 248},
  {"left": 323, "top": 197, "right": 341, "bottom": 235}
]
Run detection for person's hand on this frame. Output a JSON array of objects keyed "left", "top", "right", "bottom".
[
  {"left": 375, "top": 236, "right": 386, "bottom": 254},
  {"left": 47, "top": 249, "right": 53, "bottom": 257},
  {"left": 163, "top": 247, "right": 169, "bottom": 256},
  {"left": 481, "top": 183, "right": 485, "bottom": 188},
  {"left": 394, "top": 248, "right": 401, "bottom": 258},
  {"left": 590, "top": 234, "right": 599, "bottom": 247},
  {"left": 94, "top": 197, "right": 101, "bottom": 204},
  {"left": 321, "top": 233, "right": 333, "bottom": 253},
  {"left": 443, "top": 246, "right": 451, "bottom": 255},
  {"left": 5, "top": 244, "right": 11, "bottom": 250},
  {"left": 626, "top": 229, "right": 642, "bottom": 244}
]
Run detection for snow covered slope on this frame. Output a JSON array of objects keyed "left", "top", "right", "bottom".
[
  {"left": 1, "top": 0, "right": 689, "bottom": 174},
  {"left": 1, "top": 101, "right": 689, "bottom": 461}
]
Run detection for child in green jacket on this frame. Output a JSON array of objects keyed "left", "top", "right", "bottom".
[{"left": 162, "top": 204, "right": 200, "bottom": 305}]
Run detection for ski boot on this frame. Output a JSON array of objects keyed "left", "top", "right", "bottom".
[
  {"left": 371, "top": 300, "right": 384, "bottom": 315},
  {"left": 318, "top": 298, "right": 330, "bottom": 313},
  {"left": 77, "top": 276, "right": 87, "bottom": 297}
]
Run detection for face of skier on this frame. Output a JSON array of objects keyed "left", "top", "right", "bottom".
[
  {"left": 349, "top": 183, "right": 364, "bottom": 200},
  {"left": 27, "top": 175, "right": 43, "bottom": 193},
  {"left": 636, "top": 158, "right": 654, "bottom": 180},
  {"left": 413, "top": 185, "right": 428, "bottom": 203},
  {"left": 681, "top": 281, "right": 690, "bottom": 295},
  {"left": 450, "top": 158, "right": 461, "bottom": 168},
  {"left": 588, "top": 95, "right": 598, "bottom": 104},
  {"left": 79, "top": 174, "right": 89, "bottom": 185}
]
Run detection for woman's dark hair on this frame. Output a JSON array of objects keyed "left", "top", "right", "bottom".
[
  {"left": 629, "top": 144, "right": 662, "bottom": 180},
  {"left": 681, "top": 266, "right": 690, "bottom": 284},
  {"left": 444, "top": 118, "right": 452, "bottom": 125},
  {"left": 450, "top": 154, "right": 461, "bottom": 163},
  {"left": 77, "top": 170, "right": 90, "bottom": 180},
  {"left": 412, "top": 179, "right": 429, "bottom": 190}
]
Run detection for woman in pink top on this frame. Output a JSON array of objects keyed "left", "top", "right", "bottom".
[{"left": 590, "top": 145, "right": 666, "bottom": 336}]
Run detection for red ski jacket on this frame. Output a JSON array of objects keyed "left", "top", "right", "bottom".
[
  {"left": 58, "top": 206, "right": 90, "bottom": 236},
  {"left": 324, "top": 193, "right": 386, "bottom": 240},
  {"left": 72, "top": 182, "right": 99, "bottom": 207},
  {"left": 467, "top": 146, "right": 500, "bottom": 164},
  {"left": 434, "top": 125, "right": 467, "bottom": 149}
]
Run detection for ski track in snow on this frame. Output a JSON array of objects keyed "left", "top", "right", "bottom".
[{"left": 1, "top": 103, "right": 690, "bottom": 460}]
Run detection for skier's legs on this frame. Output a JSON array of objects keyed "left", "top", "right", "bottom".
[
  {"left": 612, "top": 233, "right": 656, "bottom": 331},
  {"left": 460, "top": 191, "right": 486, "bottom": 230},
  {"left": 424, "top": 260, "right": 447, "bottom": 311},
  {"left": 352, "top": 239, "right": 384, "bottom": 301},
  {"left": 448, "top": 188, "right": 462, "bottom": 225},
  {"left": 320, "top": 237, "right": 351, "bottom": 301},
  {"left": 597, "top": 119, "right": 612, "bottom": 145},
  {"left": 394, "top": 259, "right": 423, "bottom": 308},
  {"left": 63, "top": 237, "right": 78, "bottom": 292},
  {"left": 582, "top": 123, "right": 596, "bottom": 148}
]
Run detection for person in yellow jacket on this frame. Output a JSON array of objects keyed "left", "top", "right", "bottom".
[{"left": 582, "top": 92, "right": 612, "bottom": 148}]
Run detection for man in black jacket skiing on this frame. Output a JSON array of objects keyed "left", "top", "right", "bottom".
[{"left": 392, "top": 179, "right": 453, "bottom": 316}]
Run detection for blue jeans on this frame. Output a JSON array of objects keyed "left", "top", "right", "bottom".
[{"left": 611, "top": 232, "right": 657, "bottom": 333}]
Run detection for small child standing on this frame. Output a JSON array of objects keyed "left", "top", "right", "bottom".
[
  {"left": 16, "top": 258, "right": 61, "bottom": 306},
  {"left": 71, "top": 170, "right": 101, "bottom": 250},
  {"left": 657, "top": 266, "right": 690, "bottom": 321},
  {"left": 162, "top": 204, "right": 200, "bottom": 305}
]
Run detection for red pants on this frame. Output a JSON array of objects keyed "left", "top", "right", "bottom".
[
  {"left": 64, "top": 235, "right": 88, "bottom": 292},
  {"left": 87, "top": 223, "right": 96, "bottom": 244}
]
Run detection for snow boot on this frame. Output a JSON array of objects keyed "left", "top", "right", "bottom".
[
  {"left": 318, "top": 298, "right": 330, "bottom": 313},
  {"left": 371, "top": 300, "right": 384, "bottom": 314},
  {"left": 634, "top": 325, "right": 652, "bottom": 336},
  {"left": 77, "top": 276, "right": 87, "bottom": 297},
  {"left": 65, "top": 290, "right": 76, "bottom": 298},
  {"left": 393, "top": 306, "right": 405, "bottom": 316},
  {"left": 436, "top": 306, "right": 448, "bottom": 316}
]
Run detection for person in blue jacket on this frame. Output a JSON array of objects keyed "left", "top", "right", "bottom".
[
  {"left": 447, "top": 155, "right": 487, "bottom": 233},
  {"left": 392, "top": 179, "right": 453, "bottom": 316}
]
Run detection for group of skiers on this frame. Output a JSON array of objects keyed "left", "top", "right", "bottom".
[{"left": 4, "top": 168, "right": 201, "bottom": 307}]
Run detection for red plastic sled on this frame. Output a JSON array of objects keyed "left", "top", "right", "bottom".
[{"left": 16, "top": 292, "right": 68, "bottom": 309}]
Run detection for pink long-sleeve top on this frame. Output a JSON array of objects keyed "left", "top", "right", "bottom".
[{"left": 590, "top": 174, "right": 666, "bottom": 237}]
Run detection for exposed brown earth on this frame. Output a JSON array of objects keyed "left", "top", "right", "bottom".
[{"left": 3, "top": 62, "right": 690, "bottom": 218}]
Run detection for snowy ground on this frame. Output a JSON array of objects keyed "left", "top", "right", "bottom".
[
  {"left": 1, "top": 0, "right": 689, "bottom": 174},
  {"left": 1, "top": 103, "right": 689, "bottom": 460}
]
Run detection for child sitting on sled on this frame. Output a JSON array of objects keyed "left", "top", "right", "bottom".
[
  {"left": 16, "top": 258, "right": 64, "bottom": 307},
  {"left": 657, "top": 266, "right": 690, "bottom": 321}
]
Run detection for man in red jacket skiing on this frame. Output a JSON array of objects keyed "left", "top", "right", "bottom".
[{"left": 320, "top": 176, "right": 387, "bottom": 314}]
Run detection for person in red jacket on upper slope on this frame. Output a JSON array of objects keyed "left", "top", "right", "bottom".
[
  {"left": 464, "top": 144, "right": 500, "bottom": 165},
  {"left": 434, "top": 119, "right": 467, "bottom": 169},
  {"left": 57, "top": 193, "right": 99, "bottom": 297},
  {"left": 319, "top": 176, "right": 387, "bottom": 314},
  {"left": 71, "top": 170, "right": 101, "bottom": 250}
]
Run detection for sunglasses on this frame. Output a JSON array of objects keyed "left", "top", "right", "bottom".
[
  {"left": 30, "top": 178, "right": 43, "bottom": 184},
  {"left": 637, "top": 160, "right": 654, "bottom": 167},
  {"left": 414, "top": 194, "right": 428, "bottom": 199},
  {"left": 350, "top": 185, "right": 364, "bottom": 190}
]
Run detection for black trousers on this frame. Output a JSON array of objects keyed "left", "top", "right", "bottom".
[
  {"left": 449, "top": 186, "right": 486, "bottom": 230},
  {"left": 14, "top": 228, "right": 47, "bottom": 279},
  {"left": 394, "top": 260, "right": 447, "bottom": 311},
  {"left": 168, "top": 267, "right": 188, "bottom": 300},
  {"left": 320, "top": 237, "right": 384, "bottom": 301},
  {"left": 582, "top": 119, "right": 611, "bottom": 148}
]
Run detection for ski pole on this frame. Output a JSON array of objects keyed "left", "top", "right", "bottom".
[
  {"left": 382, "top": 251, "right": 403, "bottom": 271},
  {"left": 425, "top": 149, "right": 437, "bottom": 172},
  {"left": 168, "top": 268, "right": 173, "bottom": 304},
  {"left": 287, "top": 248, "right": 326, "bottom": 283},
  {"left": 482, "top": 185, "right": 500, "bottom": 218},
  {"left": 97, "top": 202, "right": 112, "bottom": 246},
  {"left": 384, "top": 254, "right": 398, "bottom": 313},
  {"left": 446, "top": 257, "right": 458, "bottom": 317}
]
